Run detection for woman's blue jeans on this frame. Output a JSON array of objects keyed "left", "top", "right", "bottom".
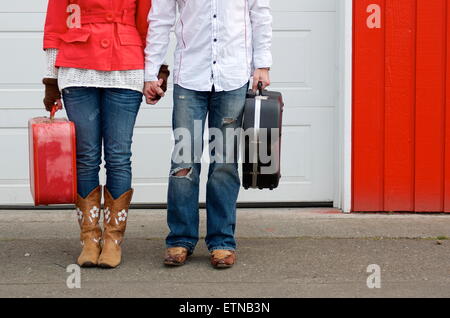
[
  {"left": 166, "top": 83, "right": 248, "bottom": 253},
  {"left": 62, "top": 87, "right": 142, "bottom": 199}
]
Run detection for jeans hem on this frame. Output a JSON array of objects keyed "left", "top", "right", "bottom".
[
  {"left": 166, "top": 242, "right": 196, "bottom": 254},
  {"left": 208, "top": 246, "right": 236, "bottom": 253}
]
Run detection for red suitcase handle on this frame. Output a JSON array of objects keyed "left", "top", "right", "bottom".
[{"left": 50, "top": 104, "right": 61, "bottom": 120}]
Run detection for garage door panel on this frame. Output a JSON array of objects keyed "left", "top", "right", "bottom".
[
  {"left": 133, "top": 107, "right": 335, "bottom": 204},
  {"left": 0, "top": 186, "right": 32, "bottom": 205},
  {"left": 0, "top": 35, "right": 44, "bottom": 85},
  {"left": 272, "top": 0, "right": 337, "bottom": 12},
  {"left": 0, "top": 90, "right": 43, "bottom": 109},
  {"left": 0, "top": 109, "right": 55, "bottom": 128},
  {"left": 0, "top": 0, "right": 338, "bottom": 14},
  {"left": 237, "top": 107, "right": 335, "bottom": 203},
  {"left": 0, "top": 13, "right": 45, "bottom": 31},
  {"left": 132, "top": 128, "right": 173, "bottom": 181},
  {"left": 0, "top": 128, "right": 34, "bottom": 204},
  {"left": 0, "top": 2, "right": 46, "bottom": 12},
  {"left": 271, "top": 13, "right": 337, "bottom": 107},
  {"left": 0, "top": 129, "right": 29, "bottom": 180},
  {"left": 135, "top": 107, "right": 172, "bottom": 128},
  {"left": 0, "top": 0, "right": 339, "bottom": 205}
]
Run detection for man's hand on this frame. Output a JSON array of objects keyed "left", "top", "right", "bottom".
[
  {"left": 144, "top": 79, "right": 165, "bottom": 105},
  {"left": 252, "top": 68, "right": 270, "bottom": 92}
]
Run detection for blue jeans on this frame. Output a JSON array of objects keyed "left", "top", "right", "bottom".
[
  {"left": 167, "top": 83, "right": 248, "bottom": 253},
  {"left": 62, "top": 87, "right": 142, "bottom": 199}
]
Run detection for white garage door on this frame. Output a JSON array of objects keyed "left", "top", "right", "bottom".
[{"left": 0, "top": 0, "right": 337, "bottom": 205}]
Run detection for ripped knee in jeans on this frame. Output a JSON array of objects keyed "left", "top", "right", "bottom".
[
  {"left": 170, "top": 167, "right": 193, "bottom": 180},
  {"left": 222, "top": 117, "right": 237, "bottom": 126}
]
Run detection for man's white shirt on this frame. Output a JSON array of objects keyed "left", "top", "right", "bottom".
[{"left": 144, "top": 0, "right": 273, "bottom": 92}]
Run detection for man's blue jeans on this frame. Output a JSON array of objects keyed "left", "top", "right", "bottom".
[
  {"left": 62, "top": 87, "right": 142, "bottom": 199},
  {"left": 167, "top": 83, "right": 248, "bottom": 253}
]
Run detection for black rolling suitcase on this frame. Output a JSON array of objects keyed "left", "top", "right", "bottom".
[{"left": 242, "top": 82, "right": 284, "bottom": 190}]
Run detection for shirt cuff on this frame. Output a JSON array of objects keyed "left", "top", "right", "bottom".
[
  {"left": 144, "top": 73, "right": 159, "bottom": 82},
  {"left": 45, "top": 48, "right": 59, "bottom": 79},
  {"left": 253, "top": 51, "right": 273, "bottom": 70},
  {"left": 144, "top": 62, "right": 167, "bottom": 82}
]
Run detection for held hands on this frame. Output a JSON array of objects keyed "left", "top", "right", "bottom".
[
  {"left": 144, "top": 66, "right": 268, "bottom": 103},
  {"left": 252, "top": 68, "right": 271, "bottom": 92},
  {"left": 144, "top": 64, "right": 170, "bottom": 105},
  {"left": 144, "top": 79, "right": 165, "bottom": 105}
]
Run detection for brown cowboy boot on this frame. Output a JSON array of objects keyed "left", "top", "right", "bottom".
[
  {"left": 210, "top": 250, "right": 236, "bottom": 269},
  {"left": 76, "top": 186, "right": 102, "bottom": 267},
  {"left": 98, "top": 188, "right": 133, "bottom": 268},
  {"left": 164, "top": 247, "right": 189, "bottom": 266}
]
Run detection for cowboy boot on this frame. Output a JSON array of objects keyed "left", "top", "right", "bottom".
[
  {"left": 76, "top": 186, "right": 102, "bottom": 267},
  {"left": 210, "top": 250, "right": 236, "bottom": 269},
  {"left": 164, "top": 247, "right": 190, "bottom": 266},
  {"left": 98, "top": 188, "right": 133, "bottom": 268}
]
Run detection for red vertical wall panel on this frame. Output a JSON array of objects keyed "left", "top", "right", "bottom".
[
  {"left": 352, "top": 0, "right": 385, "bottom": 211},
  {"left": 445, "top": 2, "right": 450, "bottom": 212},
  {"left": 384, "top": 0, "right": 416, "bottom": 211},
  {"left": 353, "top": 0, "right": 450, "bottom": 212},
  {"left": 414, "top": 0, "right": 446, "bottom": 212}
]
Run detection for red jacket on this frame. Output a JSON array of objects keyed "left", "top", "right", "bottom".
[{"left": 43, "top": 0, "right": 151, "bottom": 71}]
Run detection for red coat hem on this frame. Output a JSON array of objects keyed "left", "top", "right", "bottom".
[{"left": 54, "top": 61, "right": 144, "bottom": 72}]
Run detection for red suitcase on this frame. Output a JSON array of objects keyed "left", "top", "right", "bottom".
[{"left": 28, "top": 108, "right": 77, "bottom": 206}]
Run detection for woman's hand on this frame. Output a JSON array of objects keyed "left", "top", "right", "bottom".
[
  {"left": 42, "top": 78, "right": 63, "bottom": 111},
  {"left": 158, "top": 64, "right": 170, "bottom": 93}
]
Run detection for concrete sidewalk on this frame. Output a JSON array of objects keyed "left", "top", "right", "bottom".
[{"left": 0, "top": 208, "right": 449, "bottom": 298}]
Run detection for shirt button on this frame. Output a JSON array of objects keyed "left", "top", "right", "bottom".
[
  {"left": 213, "top": 14, "right": 217, "bottom": 18},
  {"left": 101, "top": 39, "right": 110, "bottom": 48},
  {"left": 214, "top": 38, "right": 217, "bottom": 42},
  {"left": 213, "top": 61, "right": 217, "bottom": 64}
]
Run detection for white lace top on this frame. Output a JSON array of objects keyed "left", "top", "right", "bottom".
[{"left": 45, "top": 48, "right": 144, "bottom": 93}]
